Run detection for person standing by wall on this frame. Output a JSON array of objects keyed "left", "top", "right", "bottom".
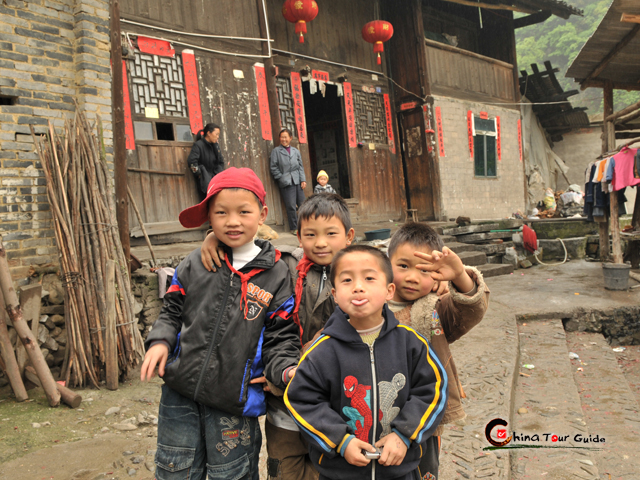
[
  {"left": 188, "top": 123, "right": 225, "bottom": 201},
  {"left": 270, "top": 129, "right": 307, "bottom": 234}
]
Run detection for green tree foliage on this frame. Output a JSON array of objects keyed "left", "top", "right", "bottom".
[{"left": 516, "top": 0, "right": 639, "bottom": 114}]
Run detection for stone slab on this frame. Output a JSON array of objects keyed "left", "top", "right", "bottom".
[
  {"left": 474, "top": 241, "right": 514, "bottom": 255},
  {"left": 442, "top": 223, "right": 500, "bottom": 236},
  {"left": 458, "top": 251, "right": 487, "bottom": 267},
  {"left": 529, "top": 218, "right": 598, "bottom": 240},
  {"left": 486, "top": 254, "right": 504, "bottom": 264},
  {"left": 444, "top": 242, "right": 477, "bottom": 254},
  {"left": 456, "top": 231, "right": 515, "bottom": 244},
  {"left": 477, "top": 263, "right": 514, "bottom": 277}
]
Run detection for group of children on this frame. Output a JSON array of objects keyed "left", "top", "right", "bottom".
[{"left": 140, "top": 167, "right": 489, "bottom": 480}]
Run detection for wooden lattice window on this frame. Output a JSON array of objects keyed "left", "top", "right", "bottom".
[
  {"left": 127, "top": 52, "right": 188, "bottom": 118},
  {"left": 276, "top": 77, "right": 297, "bottom": 136},
  {"left": 353, "top": 91, "right": 387, "bottom": 144}
]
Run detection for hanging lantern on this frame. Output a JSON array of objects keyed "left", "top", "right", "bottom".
[
  {"left": 282, "top": 0, "right": 318, "bottom": 44},
  {"left": 362, "top": 20, "right": 394, "bottom": 65}
]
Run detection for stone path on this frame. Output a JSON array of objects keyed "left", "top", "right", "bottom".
[
  {"left": 511, "top": 319, "right": 600, "bottom": 480},
  {"left": 566, "top": 331, "right": 640, "bottom": 479}
]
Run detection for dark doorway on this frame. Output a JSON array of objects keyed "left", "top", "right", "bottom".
[{"left": 302, "top": 81, "right": 351, "bottom": 198}]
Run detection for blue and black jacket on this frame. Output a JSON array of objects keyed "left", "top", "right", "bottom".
[
  {"left": 284, "top": 305, "right": 448, "bottom": 479},
  {"left": 145, "top": 240, "right": 299, "bottom": 417}
]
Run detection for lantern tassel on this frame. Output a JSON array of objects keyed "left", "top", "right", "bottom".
[
  {"left": 299, "top": 32, "right": 304, "bottom": 43},
  {"left": 377, "top": 53, "right": 381, "bottom": 65}
]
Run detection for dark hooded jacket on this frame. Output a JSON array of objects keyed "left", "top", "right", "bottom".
[
  {"left": 187, "top": 138, "right": 224, "bottom": 195},
  {"left": 284, "top": 305, "right": 448, "bottom": 479},
  {"left": 145, "top": 241, "right": 299, "bottom": 417}
]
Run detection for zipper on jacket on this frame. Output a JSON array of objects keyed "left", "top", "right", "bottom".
[
  {"left": 316, "top": 267, "right": 328, "bottom": 304},
  {"left": 369, "top": 342, "right": 377, "bottom": 480},
  {"left": 193, "top": 272, "right": 234, "bottom": 400}
]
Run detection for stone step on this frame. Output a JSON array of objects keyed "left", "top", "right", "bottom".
[
  {"left": 474, "top": 241, "right": 514, "bottom": 255},
  {"left": 444, "top": 242, "right": 477, "bottom": 254},
  {"left": 458, "top": 251, "right": 487, "bottom": 267},
  {"left": 565, "top": 331, "right": 640, "bottom": 478},
  {"left": 477, "top": 263, "right": 514, "bottom": 277},
  {"left": 456, "top": 231, "right": 515, "bottom": 244},
  {"left": 486, "top": 254, "right": 504, "bottom": 264},
  {"left": 442, "top": 223, "right": 500, "bottom": 236},
  {"left": 440, "top": 234, "right": 455, "bottom": 244},
  {"left": 512, "top": 319, "right": 601, "bottom": 479}
]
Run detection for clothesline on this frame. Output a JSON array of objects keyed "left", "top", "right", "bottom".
[{"left": 598, "top": 137, "right": 640, "bottom": 159}]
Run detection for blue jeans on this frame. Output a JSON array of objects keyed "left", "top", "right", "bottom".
[{"left": 155, "top": 385, "right": 262, "bottom": 480}]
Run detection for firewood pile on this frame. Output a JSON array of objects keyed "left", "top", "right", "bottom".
[{"left": 27, "top": 109, "right": 144, "bottom": 389}]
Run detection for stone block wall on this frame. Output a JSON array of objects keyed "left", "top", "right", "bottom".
[
  {"left": 433, "top": 95, "right": 525, "bottom": 220},
  {"left": 0, "top": 0, "right": 112, "bottom": 283}
]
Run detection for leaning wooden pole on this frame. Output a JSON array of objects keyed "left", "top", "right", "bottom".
[
  {"left": 0, "top": 238, "right": 60, "bottom": 407},
  {"left": 127, "top": 187, "right": 156, "bottom": 268},
  {"left": 0, "top": 289, "right": 28, "bottom": 402},
  {"left": 110, "top": 0, "right": 130, "bottom": 276}
]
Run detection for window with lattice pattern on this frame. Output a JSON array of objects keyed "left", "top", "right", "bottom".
[
  {"left": 276, "top": 77, "right": 297, "bottom": 137},
  {"left": 353, "top": 91, "right": 388, "bottom": 144}
]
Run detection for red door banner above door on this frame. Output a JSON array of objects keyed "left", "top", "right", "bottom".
[
  {"left": 496, "top": 116, "right": 502, "bottom": 161},
  {"left": 137, "top": 37, "right": 175, "bottom": 57},
  {"left": 290, "top": 72, "right": 307, "bottom": 144},
  {"left": 312, "top": 70, "right": 329, "bottom": 82},
  {"left": 467, "top": 110, "right": 474, "bottom": 161},
  {"left": 435, "top": 106, "right": 445, "bottom": 157},
  {"left": 343, "top": 82, "right": 356, "bottom": 148},
  {"left": 122, "top": 60, "right": 135, "bottom": 150},
  {"left": 181, "top": 50, "right": 203, "bottom": 135},
  {"left": 383, "top": 93, "right": 396, "bottom": 154},
  {"left": 254, "top": 64, "right": 272, "bottom": 142},
  {"left": 517, "top": 119, "right": 523, "bottom": 162}
]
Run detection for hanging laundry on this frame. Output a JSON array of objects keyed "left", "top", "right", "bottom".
[{"left": 612, "top": 147, "right": 640, "bottom": 191}]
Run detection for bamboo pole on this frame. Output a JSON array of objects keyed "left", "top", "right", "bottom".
[
  {"left": 127, "top": 186, "right": 157, "bottom": 268},
  {"left": 0, "top": 238, "right": 60, "bottom": 407},
  {"left": 105, "top": 260, "right": 118, "bottom": 390},
  {"left": 24, "top": 366, "right": 82, "bottom": 409},
  {"left": 0, "top": 289, "right": 28, "bottom": 402}
]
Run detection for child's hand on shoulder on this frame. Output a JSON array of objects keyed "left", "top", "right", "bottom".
[
  {"left": 415, "top": 247, "right": 474, "bottom": 293},
  {"left": 344, "top": 438, "right": 375, "bottom": 467},
  {"left": 201, "top": 231, "right": 225, "bottom": 272},
  {"left": 140, "top": 343, "right": 169, "bottom": 381},
  {"left": 375, "top": 432, "right": 408, "bottom": 466}
]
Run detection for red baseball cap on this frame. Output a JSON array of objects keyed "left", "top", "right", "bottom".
[{"left": 179, "top": 167, "right": 267, "bottom": 228}]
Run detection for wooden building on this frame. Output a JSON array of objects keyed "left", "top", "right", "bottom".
[{"left": 117, "top": 0, "right": 582, "bottom": 243}]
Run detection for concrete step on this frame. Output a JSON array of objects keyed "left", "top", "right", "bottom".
[
  {"left": 474, "top": 241, "right": 514, "bottom": 255},
  {"left": 440, "top": 234, "right": 456, "bottom": 244},
  {"left": 486, "top": 254, "right": 504, "bottom": 264},
  {"left": 477, "top": 263, "right": 514, "bottom": 277},
  {"left": 456, "top": 231, "right": 515, "bottom": 244},
  {"left": 458, "top": 251, "right": 487, "bottom": 267},
  {"left": 512, "top": 319, "right": 601, "bottom": 479},
  {"left": 565, "top": 331, "right": 640, "bottom": 478},
  {"left": 444, "top": 242, "right": 477, "bottom": 254}
]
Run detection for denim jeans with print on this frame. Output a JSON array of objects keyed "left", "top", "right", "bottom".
[{"left": 155, "top": 384, "right": 262, "bottom": 480}]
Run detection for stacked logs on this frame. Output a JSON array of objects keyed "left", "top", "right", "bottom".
[{"left": 30, "top": 109, "right": 144, "bottom": 388}]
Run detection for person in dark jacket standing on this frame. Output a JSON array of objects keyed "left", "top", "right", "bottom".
[
  {"left": 188, "top": 123, "right": 225, "bottom": 201},
  {"left": 270, "top": 128, "right": 306, "bottom": 233}
]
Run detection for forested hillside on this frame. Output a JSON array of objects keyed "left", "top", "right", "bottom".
[{"left": 515, "top": 0, "right": 639, "bottom": 115}]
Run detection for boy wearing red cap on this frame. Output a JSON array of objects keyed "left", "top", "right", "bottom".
[{"left": 141, "top": 168, "right": 300, "bottom": 480}]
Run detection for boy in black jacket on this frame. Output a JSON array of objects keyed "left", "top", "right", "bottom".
[
  {"left": 141, "top": 168, "right": 300, "bottom": 480},
  {"left": 285, "top": 245, "right": 448, "bottom": 480}
]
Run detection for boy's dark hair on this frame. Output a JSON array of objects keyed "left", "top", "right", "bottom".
[
  {"left": 330, "top": 245, "right": 393, "bottom": 286},
  {"left": 297, "top": 193, "right": 352, "bottom": 233},
  {"left": 388, "top": 222, "right": 444, "bottom": 259}
]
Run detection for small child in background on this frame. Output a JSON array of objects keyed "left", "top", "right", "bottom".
[
  {"left": 285, "top": 245, "right": 448, "bottom": 480},
  {"left": 387, "top": 222, "right": 489, "bottom": 479},
  {"left": 314, "top": 170, "right": 337, "bottom": 194}
]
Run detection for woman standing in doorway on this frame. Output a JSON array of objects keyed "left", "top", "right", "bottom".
[
  {"left": 188, "top": 123, "right": 225, "bottom": 201},
  {"left": 270, "top": 128, "right": 307, "bottom": 233}
]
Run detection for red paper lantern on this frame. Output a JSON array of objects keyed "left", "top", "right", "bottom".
[
  {"left": 282, "top": 0, "right": 318, "bottom": 44},
  {"left": 362, "top": 20, "right": 394, "bottom": 65}
]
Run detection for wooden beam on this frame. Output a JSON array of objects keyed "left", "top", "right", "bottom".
[
  {"left": 514, "top": 10, "right": 551, "bottom": 28},
  {"left": 581, "top": 24, "right": 640, "bottom": 87},
  {"left": 621, "top": 13, "right": 640, "bottom": 25},
  {"left": 424, "top": 39, "right": 514, "bottom": 69},
  {"left": 606, "top": 99, "right": 640, "bottom": 123},
  {"left": 441, "top": 0, "right": 537, "bottom": 14},
  {"left": 127, "top": 167, "right": 185, "bottom": 176},
  {"left": 581, "top": 79, "right": 640, "bottom": 91},
  {"left": 603, "top": 81, "right": 623, "bottom": 264},
  {"left": 110, "top": 0, "right": 130, "bottom": 275},
  {"left": 615, "top": 107, "right": 640, "bottom": 125}
]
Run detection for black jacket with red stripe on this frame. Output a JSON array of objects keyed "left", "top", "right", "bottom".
[{"left": 145, "top": 240, "right": 300, "bottom": 416}]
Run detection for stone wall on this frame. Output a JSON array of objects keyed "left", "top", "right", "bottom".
[
  {"left": 433, "top": 95, "right": 525, "bottom": 220},
  {"left": 0, "top": 0, "right": 112, "bottom": 284}
]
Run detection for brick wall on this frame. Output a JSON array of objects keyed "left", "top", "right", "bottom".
[
  {"left": 433, "top": 95, "right": 526, "bottom": 220},
  {"left": 0, "top": 0, "right": 112, "bottom": 284}
]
